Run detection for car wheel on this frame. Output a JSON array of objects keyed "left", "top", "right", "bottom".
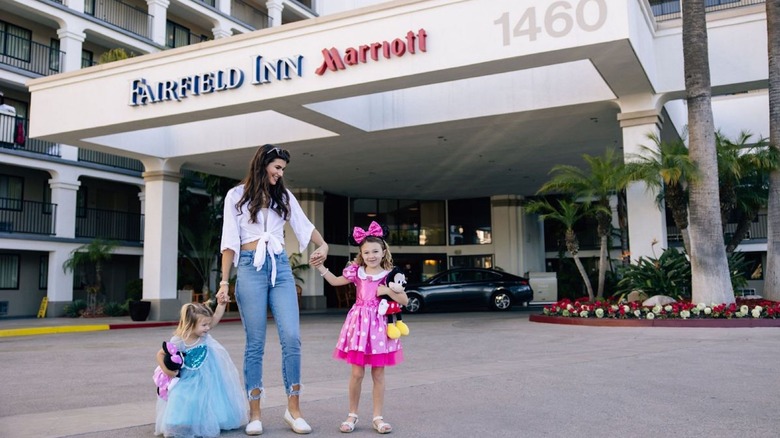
[
  {"left": 404, "top": 294, "right": 423, "bottom": 314},
  {"left": 490, "top": 291, "right": 512, "bottom": 311}
]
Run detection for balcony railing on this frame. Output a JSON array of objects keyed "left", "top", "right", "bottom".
[
  {"left": 667, "top": 213, "right": 768, "bottom": 243},
  {"left": 78, "top": 149, "right": 144, "bottom": 172},
  {"left": 0, "top": 31, "right": 64, "bottom": 76},
  {"left": 651, "top": 0, "right": 765, "bottom": 22},
  {"left": 0, "top": 198, "right": 56, "bottom": 235},
  {"left": 76, "top": 207, "right": 144, "bottom": 242},
  {"left": 231, "top": 0, "right": 272, "bottom": 29},
  {"left": 85, "top": 0, "right": 152, "bottom": 39},
  {"left": 167, "top": 32, "right": 211, "bottom": 49},
  {"left": 0, "top": 113, "right": 61, "bottom": 157}
]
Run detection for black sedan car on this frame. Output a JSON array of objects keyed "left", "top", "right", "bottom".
[{"left": 402, "top": 268, "right": 533, "bottom": 314}]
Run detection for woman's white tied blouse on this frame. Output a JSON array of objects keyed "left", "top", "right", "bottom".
[{"left": 221, "top": 186, "right": 315, "bottom": 286}]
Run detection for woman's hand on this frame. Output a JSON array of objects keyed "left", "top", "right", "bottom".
[
  {"left": 216, "top": 283, "right": 230, "bottom": 303},
  {"left": 309, "top": 243, "right": 329, "bottom": 266}
]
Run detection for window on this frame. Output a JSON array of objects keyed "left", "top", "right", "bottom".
[
  {"left": 49, "top": 38, "right": 60, "bottom": 72},
  {"left": 166, "top": 21, "right": 191, "bottom": 48},
  {"left": 39, "top": 255, "right": 48, "bottom": 289},
  {"left": 0, "top": 21, "right": 32, "bottom": 62},
  {"left": 420, "top": 201, "right": 445, "bottom": 245},
  {"left": 449, "top": 255, "right": 494, "bottom": 269},
  {"left": 82, "top": 49, "right": 94, "bottom": 68},
  {"left": 350, "top": 198, "right": 446, "bottom": 246},
  {"left": 76, "top": 187, "right": 87, "bottom": 218},
  {"left": 448, "top": 198, "right": 492, "bottom": 245},
  {"left": 42, "top": 180, "right": 53, "bottom": 214},
  {"left": 323, "top": 193, "right": 348, "bottom": 245},
  {"left": 0, "top": 174, "right": 23, "bottom": 211},
  {"left": 0, "top": 254, "right": 20, "bottom": 289}
]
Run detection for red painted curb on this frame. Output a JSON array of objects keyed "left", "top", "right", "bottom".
[
  {"left": 529, "top": 314, "right": 780, "bottom": 328},
  {"left": 108, "top": 317, "right": 243, "bottom": 330}
]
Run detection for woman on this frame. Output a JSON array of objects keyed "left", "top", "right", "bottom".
[{"left": 217, "top": 144, "right": 328, "bottom": 435}]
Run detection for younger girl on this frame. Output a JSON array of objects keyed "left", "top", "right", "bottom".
[
  {"left": 314, "top": 221, "right": 408, "bottom": 434},
  {"left": 154, "top": 301, "right": 248, "bottom": 438}
]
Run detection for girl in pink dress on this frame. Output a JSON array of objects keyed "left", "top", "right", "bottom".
[{"left": 314, "top": 221, "right": 408, "bottom": 434}]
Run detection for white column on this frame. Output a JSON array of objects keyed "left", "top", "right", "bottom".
[
  {"left": 49, "top": 177, "right": 80, "bottom": 239},
  {"left": 217, "top": 0, "right": 231, "bottom": 15},
  {"left": 491, "top": 195, "right": 544, "bottom": 277},
  {"left": 212, "top": 26, "right": 233, "bottom": 40},
  {"left": 146, "top": 0, "right": 170, "bottom": 46},
  {"left": 68, "top": 0, "right": 86, "bottom": 14},
  {"left": 286, "top": 188, "right": 325, "bottom": 309},
  {"left": 266, "top": 0, "right": 284, "bottom": 27},
  {"left": 618, "top": 106, "right": 667, "bottom": 262},
  {"left": 141, "top": 169, "right": 180, "bottom": 320},
  {"left": 47, "top": 247, "right": 75, "bottom": 316},
  {"left": 55, "top": 28, "right": 86, "bottom": 73}
]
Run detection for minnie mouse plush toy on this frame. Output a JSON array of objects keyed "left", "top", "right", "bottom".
[
  {"left": 153, "top": 341, "right": 185, "bottom": 400},
  {"left": 378, "top": 267, "right": 410, "bottom": 340}
]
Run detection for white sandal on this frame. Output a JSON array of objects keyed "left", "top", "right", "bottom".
[
  {"left": 372, "top": 416, "right": 392, "bottom": 434},
  {"left": 340, "top": 413, "right": 358, "bottom": 433}
]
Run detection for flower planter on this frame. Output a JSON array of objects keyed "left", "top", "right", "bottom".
[
  {"left": 129, "top": 300, "right": 151, "bottom": 321},
  {"left": 529, "top": 314, "right": 780, "bottom": 328}
]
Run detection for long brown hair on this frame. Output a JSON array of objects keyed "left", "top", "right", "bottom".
[
  {"left": 174, "top": 303, "right": 213, "bottom": 340},
  {"left": 236, "top": 144, "right": 291, "bottom": 222}
]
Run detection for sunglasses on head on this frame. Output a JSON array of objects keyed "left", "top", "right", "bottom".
[{"left": 266, "top": 146, "right": 290, "bottom": 160}]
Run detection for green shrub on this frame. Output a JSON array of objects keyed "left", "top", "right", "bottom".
[
  {"left": 616, "top": 248, "right": 750, "bottom": 300},
  {"left": 126, "top": 278, "right": 143, "bottom": 302},
  {"left": 63, "top": 299, "right": 88, "bottom": 317},
  {"left": 616, "top": 248, "right": 691, "bottom": 299},
  {"left": 103, "top": 302, "right": 127, "bottom": 317}
]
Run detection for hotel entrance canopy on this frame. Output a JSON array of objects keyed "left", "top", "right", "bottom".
[{"left": 28, "top": 0, "right": 766, "bottom": 200}]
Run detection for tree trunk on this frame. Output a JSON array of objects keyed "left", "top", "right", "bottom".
[
  {"left": 597, "top": 234, "right": 608, "bottom": 299},
  {"left": 764, "top": 0, "right": 780, "bottom": 301},
  {"left": 683, "top": 0, "right": 735, "bottom": 305},
  {"left": 617, "top": 190, "right": 630, "bottom": 266},
  {"left": 565, "top": 229, "right": 594, "bottom": 301},
  {"left": 725, "top": 210, "right": 756, "bottom": 254},
  {"left": 666, "top": 183, "right": 691, "bottom": 254}
]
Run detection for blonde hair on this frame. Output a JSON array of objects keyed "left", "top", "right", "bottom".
[
  {"left": 174, "top": 303, "right": 214, "bottom": 340},
  {"left": 354, "top": 236, "right": 394, "bottom": 270}
]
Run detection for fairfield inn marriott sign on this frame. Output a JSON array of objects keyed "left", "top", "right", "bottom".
[{"left": 129, "top": 29, "right": 429, "bottom": 107}]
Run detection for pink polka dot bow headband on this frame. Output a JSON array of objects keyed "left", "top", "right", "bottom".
[{"left": 353, "top": 221, "right": 384, "bottom": 244}]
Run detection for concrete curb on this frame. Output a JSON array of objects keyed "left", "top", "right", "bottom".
[
  {"left": 529, "top": 314, "right": 780, "bottom": 327},
  {"left": 0, "top": 317, "right": 243, "bottom": 338}
]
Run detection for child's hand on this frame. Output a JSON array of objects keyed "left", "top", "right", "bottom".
[{"left": 377, "top": 285, "right": 392, "bottom": 297}]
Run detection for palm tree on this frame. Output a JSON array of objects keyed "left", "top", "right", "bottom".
[
  {"left": 625, "top": 132, "right": 698, "bottom": 254},
  {"left": 526, "top": 198, "right": 595, "bottom": 301},
  {"left": 682, "top": 0, "right": 734, "bottom": 305},
  {"left": 178, "top": 172, "right": 238, "bottom": 299},
  {"left": 179, "top": 225, "right": 220, "bottom": 299},
  {"left": 537, "top": 149, "right": 628, "bottom": 298},
  {"left": 764, "top": 0, "right": 780, "bottom": 301},
  {"left": 716, "top": 131, "right": 779, "bottom": 252},
  {"left": 62, "top": 239, "right": 117, "bottom": 315}
]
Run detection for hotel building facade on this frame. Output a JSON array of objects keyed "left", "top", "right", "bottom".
[{"left": 0, "top": 0, "right": 771, "bottom": 319}]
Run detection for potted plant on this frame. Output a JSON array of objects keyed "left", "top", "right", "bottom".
[
  {"left": 62, "top": 239, "right": 117, "bottom": 317},
  {"left": 288, "top": 252, "right": 310, "bottom": 305},
  {"left": 125, "top": 278, "right": 150, "bottom": 321}
]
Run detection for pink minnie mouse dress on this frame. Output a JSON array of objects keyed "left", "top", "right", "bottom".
[{"left": 333, "top": 264, "right": 404, "bottom": 367}]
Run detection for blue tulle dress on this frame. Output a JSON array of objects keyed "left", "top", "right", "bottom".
[{"left": 155, "top": 334, "right": 248, "bottom": 438}]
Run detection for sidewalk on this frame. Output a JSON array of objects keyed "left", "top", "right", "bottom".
[
  {"left": 0, "top": 313, "right": 241, "bottom": 337},
  {"left": 2, "top": 310, "right": 779, "bottom": 438},
  {"left": 0, "top": 308, "right": 343, "bottom": 337}
]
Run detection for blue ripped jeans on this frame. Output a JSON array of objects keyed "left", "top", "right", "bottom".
[{"left": 236, "top": 250, "right": 302, "bottom": 399}]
